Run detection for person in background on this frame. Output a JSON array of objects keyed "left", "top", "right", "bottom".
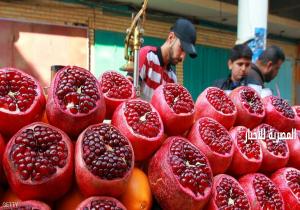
[
  {"left": 246, "top": 45, "right": 285, "bottom": 97},
  {"left": 213, "top": 44, "right": 253, "bottom": 93},
  {"left": 137, "top": 18, "right": 198, "bottom": 101}
]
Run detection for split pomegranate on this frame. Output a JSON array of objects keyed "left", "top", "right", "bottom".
[
  {"left": 99, "top": 71, "right": 135, "bottom": 119},
  {"left": 271, "top": 167, "right": 300, "bottom": 210},
  {"left": 148, "top": 137, "right": 212, "bottom": 210},
  {"left": 228, "top": 126, "right": 262, "bottom": 176},
  {"left": 2, "top": 122, "right": 74, "bottom": 201},
  {"left": 75, "top": 123, "right": 134, "bottom": 197},
  {"left": 206, "top": 174, "right": 250, "bottom": 210},
  {"left": 0, "top": 200, "right": 51, "bottom": 210},
  {"left": 151, "top": 83, "right": 195, "bottom": 135},
  {"left": 229, "top": 86, "right": 265, "bottom": 128},
  {"left": 292, "top": 105, "right": 300, "bottom": 130},
  {"left": 111, "top": 99, "right": 164, "bottom": 161},
  {"left": 263, "top": 95, "right": 295, "bottom": 132},
  {"left": 187, "top": 117, "right": 234, "bottom": 175},
  {"left": 253, "top": 124, "right": 289, "bottom": 173},
  {"left": 239, "top": 173, "right": 285, "bottom": 210},
  {"left": 195, "top": 87, "right": 237, "bottom": 130},
  {"left": 0, "top": 67, "right": 46, "bottom": 137},
  {"left": 46, "top": 66, "right": 106, "bottom": 138},
  {"left": 76, "top": 196, "right": 126, "bottom": 210},
  {"left": 287, "top": 130, "right": 300, "bottom": 169}
]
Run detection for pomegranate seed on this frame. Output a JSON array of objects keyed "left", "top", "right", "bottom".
[
  {"left": 163, "top": 83, "right": 194, "bottom": 114},
  {"left": 253, "top": 175, "right": 284, "bottom": 209},
  {"left": 216, "top": 177, "right": 250, "bottom": 209},
  {"left": 271, "top": 96, "right": 295, "bottom": 119},
  {"left": 237, "top": 127, "right": 261, "bottom": 159},
  {"left": 11, "top": 125, "right": 68, "bottom": 181},
  {"left": 199, "top": 118, "right": 232, "bottom": 154},
  {"left": 124, "top": 101, "right": 161, "bottom": 138},
  {"left": 83, "top": 199, "right": 123, "bottom": 210},
  {"left": 240, "top": 88, "right": 264, "bottom": 115},
  {"left": 207, "top": 88, "right": 235, "bottom": 114},
  {"left": 169, "top": 138, "right": 212, "bottom": 196},
  {"left": 286, "top": 169, "right": 300, "bottom": 200},
  {"left": 82, "top": 124, "right": 133, "bottom": 180}
]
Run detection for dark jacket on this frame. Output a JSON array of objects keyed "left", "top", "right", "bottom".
[
  {"left": 213, "top": 74, "right": 248, "bottom": 90},
  {"left": 246, "top": 63, "right": 265, "bottom": 88}
]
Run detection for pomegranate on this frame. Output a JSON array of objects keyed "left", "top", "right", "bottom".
[
  {"left": 0, "top": 67, "right": 46, "bottom": 138},
  {"left": 76, "top": 196, "right": 126, "bottom": 210},
  {"left": 75, "top": 123, "right": 134, "bottom": 197},
  {"left": 187, "top": 117, "right": 234, "bottom": 175},
  {"left": 206, "top": 174, "right": 250, "bottom": 210},
  {"left": 263, "top": 96, "right": 295, "bottom": 132},
  {"left": 0, "top": 133, "right": 5, "bottom": 183},
  {"left": 292, "top": 105, "right": 300, "bottom": 129},
  {"left": 229, "top": 86, "right": 265, "bottom": 128},
  {"left": 99, "top": 71, "right": 135, "bottom": 119},
  {"left": 239, "top": 173, "right": 285, "bottom": 210},
  {"left": 252, "top": 124, "right": 289, "bottom": 173},
  {"left": 0, "top": 200, "right": 51, "bottom": 210},
  {"left": 228, "top": 126, "right": 262, "bottom": 176},
  {"left": 287, "top": 130, "right": 300, "bottom": 169},
  {"left": 195, "top": 87, "right": 237, "bottom": 130},
  {"left": 271, "top": 167, "right": 300, "bottom": 210},
  {"left": 46, "top": 65, "right": 106, "bottom": 138},
  {"left": 151, "top": 83, "right": 195, "bottom": 135},
  {"left": 148, "top": 136, "right": 213, "bottom": 210},
  {"left": 2, "top": 122, "right": 74, "bottom": 201},
  {"left": 111, "top": 99, "right": 164, "bottom": 161}
]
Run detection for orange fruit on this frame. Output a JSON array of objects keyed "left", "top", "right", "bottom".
[
  {"left": 120, "top": 168, "right": 152, "bottom": 210},
  {"left": 1, "top": 188, "right": 21, "bottom": 203},
  {"left": 41, "top": 111, "right": 49, "bottom": 124},
  {"left": 55, "top": 184, "right": 84, "bottom": 210}
]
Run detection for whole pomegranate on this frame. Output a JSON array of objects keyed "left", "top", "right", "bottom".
[
  {"left": 263, "top": 95, "right": 295, "bottom": 132},
  {"left": 151, "top": 83, "right": 195, "bottom": 135},
  {"left": 111, "top": 99, "right": 164, "bottom": 161},
  {"left": 239, "top": 173, "right": 285, "bottom": 210},
  {"left": 229, "top": 86, "right": 265, "bottom": 128},
  {"left": 0, "top": 200, "right": 51, "bottom": 210},
  {"left": 271, "top": 167, "right": 300, "bottom": 210},
  {"left": 2, "top": 122, "right": 74, "bottom": 201},
  {"left": 292, "top": 105, "right": 300, "bottom": 129},
  {"left": 46, "top": 66, "right": 106, "bottom": 138},
  {"left": 148, "top": 136, "right": 213, "bottom": 210},
  {"left": 206, "top": 174, "right": 250, "bottom": 210},
  {"left": 76, "top": 196, "right": 126, "bottom": 210},
  {"left": 228, "top": 126, "right": 262, "bottom": 176},
  {"left": 99, "top": 71, "right": 135, "bottom": 119},
  {"left": 0, "top": 67, "right": 46, "bottom": 137},
  {"left": 188, "top": 117, "right": 234, "bottom": 175},
  {"left": 75, "top": 123, "right": 134, "bottom": 197},
  {"left": 253, "top": 124, "right": 289, "bottom": 173},
  {"left": 195, "top": 87, "right": 237, "bottom": 130},
  {"left": 287, "top": 130, "right": 300, "bottom": 169}
]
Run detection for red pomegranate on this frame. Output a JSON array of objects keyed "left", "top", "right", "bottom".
[
  {"left": 292, "top": 105, "right": 300, "bottom": 130},
  {"left": 228, "top": 126, "right": 262, "bottom": 176},
  {"left": 2, "top": 122, "right": 74, "bottom": 201},
  {"left": 252, "top": 124, "right": 289, "bottom": 173},
  {"left": 76, "top": 196, "right": 126, "bottom": 210},
  {"left": 111, "top": 99, "right": 164, "bottom": 161},
  {"left": 195, "top": 87, "right": 237, "bottom": 130},
  {"left": 148, "top": 136, "right": 213, "bottom": 210},
  {"left": 0, "top": 67, "right": 46, "bottom": 138},
  {"left": 151, "top": 83, "right": 195, "bottom": 135},
  {"left": 187, "top": 117, "right": 234, "bottom": 175},
  {"left": 75, "top": 123, "right": 134, "bottom": 197},
  {"left": 287, "top": 130, "right": 300, "bottom": 169},
  {"left": 263, "top": 95, "right": 295, "bottom": 132},
  {"left": 271, "top": 167, "right": 300, "bottom": 210},
  {"left": 99, "top": 71, "right": 135, "bottom": 119},
  {"left": 229, "top": 86, "right": 265, "bottom": 128},
  {"left": 0, "top": 200, "right": 51, "bottom": 210},
  {"left": 46, "top": 66, "right": 106, "bottom": 138},
  {"left": 0, "top": 133, "right": 6, "bottom": 183},
  {"left": 206, "top": 174, "right": 250, "bottom": 210},
  {"left": 239, "top": 173, "right": 285, "bottom": 210}
]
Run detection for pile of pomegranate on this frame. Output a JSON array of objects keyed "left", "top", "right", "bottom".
[{"left": 0, "top": 67, "right": 299, "bottom": 210}]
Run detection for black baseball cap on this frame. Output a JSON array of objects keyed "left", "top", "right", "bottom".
[{"left": 171, "top": 18, "right": 197, "bottom": 58}]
